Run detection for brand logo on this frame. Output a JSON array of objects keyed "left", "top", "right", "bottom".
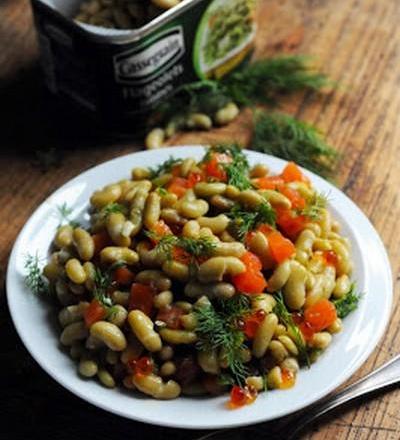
[{"left": 114, "top": 27, "right": 185, "bottom": 85}]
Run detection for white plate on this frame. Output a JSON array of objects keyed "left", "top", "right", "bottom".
[{"left": 6, "top": 146, "right": 393, "bottom": 429}]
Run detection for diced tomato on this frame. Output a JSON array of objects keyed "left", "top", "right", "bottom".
[
  {"left": 203, "top": 153, "right": 231, "bottom": 182},
  {"left": 92, "top": 230, "right": 112, "bottom": 255},
  {"left": 113, "top": 266, "right": 135, "bottom": 285},
  {"left": 228, "top": 385, "right": 257, "bottom": 409},
  {"left": 278, "top": 185, "right": 306, "bottom": 210},
  {"left": 241, "top": 310, "right": 266, "bottom": 339},
  {"left": 280, "top": 368, "right": 296, "bottom": 389},
  {"left": 232, "top": 270, "right": 267, "bottom": 295},
  {"left": 156, "top": 305, "right": 184, "bottom": 329},
  {"left": 257, "top": 224, "right": 274, "bottom": 237},
  {"left": 170, "top": 164, "right": 181, "bottom": 177},
  {"left": 128, "top": 356, "right": 153, "bottom": 376},
  {"left": 166, "top": 176, "right": 188, "bottom": 198},
  {"left": 187, "top": 172, "right": 203, "bottom": 188},
  {"left": 151, "top": 220, "right": 172, "bottom": 240},
  {"left": 276, "top": 207, "right": 308, "bottom": 240},
  {"left": 323, "top": 250, "right": 339, "bottom": 269},
  {"left": 84, "top": 299, "right": 106, "bottom": 327},
  {"left": 254, "top": 175, "right": 285, "bottom": 190},
  {"left": 304, "top": 299, "right": 337, "bottom": 332},
  {"left": 267, "top": 231, "right": 296, "bottom": 263},
  {"left": 240, "top": 251, "right": 263, "bottom": 272},
  {"left": 281, "top": 162, "right": 310, "bottom": 184},
  {"left": 129, "top": 283, "right": 156, "bottom": 316},
  {"left": 172, "top": 246, "right": 192, "bottom": 265},
  {"left": 299, "top": 321, "right": 315, "bottom": 341}
]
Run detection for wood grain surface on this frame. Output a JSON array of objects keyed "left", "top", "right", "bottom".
[{"left": 1, "top": 0, "right": 400, "bottom": 439}]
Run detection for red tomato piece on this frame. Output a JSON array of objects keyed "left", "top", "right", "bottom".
[
  {"left": 267, "top": 231, "right": 296, "bottom": 264},
  {"left": 129, "top": 283, "right": 156, "bottom": 316},
  {"left": 276, "top": 207, "right": 308, "bottom": 240},
  {"left": 172, "top": 246, "right": 192, "bottom": 265},
  {"left": 304, "top": 299, "right": 337, "bottom": 332},
  {"left": 323, "top": 250, "right": 339, "bottom": 269},
  {"left": 113, "top": 266, "right": 135, "bottom": 286},
  {"left": 228, "top": 385, "right": 257, "bottom": 409},
  {"left": 166, "top": 177, "right": 188, "bottom": 198},
  {"left": 187, "top": 172, "right": 203, "bottom": 188},
  {"left": 242, "top": 310, "right": 266, "bottom": 339},
  {"left": 240, "top": 251, "right": 263, "bottom": 272},
  {"left": 299, "top": 321, "right": 315, "bottom": 342},
  {"left": 278, "top": 185, "right": 306, "bottom": 210},
  {"left": 92, "top": 230, "right": 112, "bottom": 255},
  {"left": 280, "top": 368, "right": 296, "bottom": 389},
  {"left": 281, "top": 162, "right": 310, "bottom": 184},
  {"left": 203, "top": 153, "right": 231, "bottom": 182},
  {"left": 156, "top": 305, "right": 184, "bottom": 329},
  {"left": 254, "top": 175, "right": 285, "bottom": 190},
  {"left": 84, "top": 299, "right": 106, "bottom": 328},
  {"left": 151, "top": 220, "right": 172, "bottom": 240},
  {"left": 128, "top": 356, "right": 153, "bottom": 376},
  {"left": 232, "top": 270, "right": 267, "bottom": 295}
]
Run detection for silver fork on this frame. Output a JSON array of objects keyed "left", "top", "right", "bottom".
[{"left": 195, "top": 354, "right": 400, "bottom": 440}]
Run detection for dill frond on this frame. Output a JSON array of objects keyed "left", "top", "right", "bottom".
[
  {"left": 149, "top": 157, "right": 182, "bottom": 179},
  {"left": 227, "top": 202, "right": 276, "bottom": 241},
  {"left": 24, "top": 253, "right": 50, "bottom": 296},
  {"left": 273, "top": 292, "right": 310, "bottom": 367},
  {"left": 301, "top": 192, "right": 329, "bottom": 220},
  {"left": 252, "top": 111, "right": 338, "bottom": 178},
  {"left": 99, "top": 203, "right": 128, "bottom": 220},
  {"left": 333, "top": 283, "right": 361, "bottom": 318},
  {"left": 56, "top": 203, "right": 80, "bottom": 228}
]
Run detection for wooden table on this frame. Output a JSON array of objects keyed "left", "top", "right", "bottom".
[{"left": 1, "top": 0, "right": 400, "bottom": 438}]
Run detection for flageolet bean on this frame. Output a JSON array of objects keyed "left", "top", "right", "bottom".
[
  {"left": 180, "top": 313, "right": 198, "bottom": 330},
  {"left": 327, "top": 318, "right": 343, "bottom": 334},
  {"left": 259, "top": 189, "right": 292, "bottom": 209},
  {"left": 131, "top": 167, "right": 151, "bottom": 180},
  {"left": 159, "top": 345, "right": 174, "bottom": 361},
  {"left": 106, "top": 212, "right": 131, "bottom": 247},
  {"left": 55, "top": 279, "right": 76, "bottom": 306},
  {"left": 107, "top": 304, "right": 128, "bottom": 327},
  {"left": 283, "top": 261, "right": 307, "bottom": 310},
  {"left": 213, "top": 241, "right": 246, "bottom": 257},
  {"left": 179, "top": 199, "right": 209, "bottom": 219},
  {"left": 162, "top": 260, "right": 189, "bottom": 282},
  {"left": 144, "top": 192, "right": 161, "bottom": 229},
  {"left": 209, "top": 195, "right": 235, "bottom": 210},
  {"left": 194, "top": 182, "right": 227, "bottom": 198},
  {"left": 153, "top": 290, "right": 174, "bottom": 309},
  {"left": 65, "top": 258, "right": 87, "bottom": 284},
  {"left": 182, "top": 220, "right": 201, "bottom": 238},
  {"left": 159, "top": 328, "right": 197, "bottom": 345},
  {"left": 180, "top": 158, "right": 196, "bottom": 177},
  {"left": 73, "top": 228, "right": 95, "bottom": 261},
  {"left": 224, "top": 185, "right": 240, "bottom": 199},
  {"left": 98, "top": 368, "right": 116, "bottom": 388},
  {"left": 184, "top": 281, "right": 236, "bottom": 299},
  {"left": 175, "top": 301, "right": 193, "bottom": 313},
  {"left": 280, "top": 357, "right": 300, "bottom": 373},
  {"left": 128, "top": 310, "right": 162, "bottom": 352},
  {"left": 269, "top": 340, "right": 289, "bottom": 363},
  {"left": 90, "top": 184, "right": 121, "bottom": 209},
  {"left": 197, "top": 256, "right": 245, "bottom": 283},
  {"left": 250, "top": 164, "right": 269, "bottom": 178},
  {"left": 160, "top": 192, "right": 178, "bottom": 208},
  {"left": 238, "top": 190, "right": 264, "bottom": 208},
  {"left": 252, "top": 313, "right": 278, "bottom": 358},
  {"left": 78, "top": 359, "right": 98, "bottom": 377},
  {"left": 160, "top": 361, "right": 177, "bottom": 377},
  {"left": 90, "top": 321, "right": 127, "bottom": 351},
  {"left": 85, "top": 334, "right": 103, "bottom": 350},
  {"left": 60, "top": 321, "right": 88, "bottom": 346},
  {"left": 197, "top": 349, "right": 220, "bottom": 374},
  {"left": 197, "top": 215, "right": 229, "bottom": 234},
  {"left": 58, "top": 302, "right": 89, "bottom": 328},
  {"left": 214, "top": 102, "right": 239, "bottom": 126},
  {"left": 251, "top": 293, "right": 276, "bottom": 314},
  {"left": 135, "top": 270, "right": 172, "bottom": 291},
  {"left": 145, "top": 128, "right": 165, "bottom": 149},
  {"left": 100, "top": 246, "right": 139, "bottom": 265},
  {"left": 83, "top": 261, "right": 96, "bottom": 291},
  {"left": 43, "top": 261, "right": 62, "bottom": 282},
  {"left": 133, "top": 373, "right": 181, "bottom": 399},
  {"left": 267, "top": 366, "right": 283, "bottom": 389},
  {"left": 245, "top": 376, "right": 264, "bottom": 391},
  {"left": 106, "top": 349, "right": 119, "bottom": 365},
  {"left": 309, "top": 332, "right": 332, "bottom": 350},
  {"left": 161, "top": 208, "right": 187, "bottom": 225},
  {"left": 111, "top": 290, "right": 130, "bottom": 307},
  {"left": 247, "top": 231, "right": 274, "bottom": 269},
  {"left": 186, "top": 113, "right": 212, "bottom": 130},
  {"left": 55, "top": 224, "right": 74, "bottom": 248}
]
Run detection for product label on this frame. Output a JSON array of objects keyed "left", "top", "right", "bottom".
[{"left": 114, "top": 26, "right": 185, "bottom": 85}]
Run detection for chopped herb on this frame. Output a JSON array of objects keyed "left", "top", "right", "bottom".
[
  {"left": 333, "top": 283, "right": 361, "bottom": 318},
  {"left": 227, "top": 202, "right": 276, "bottom": 241},
  {"left": 147, "top": 232, "right": 217, "bottom": 262},
  {"left": 99, "top": 203, "right": 128, "bottom": 220},
  {"left": 24, "top": 253, "right": 50, "bottom": 296},
  {"left": 222, "top": 56, "right": 332, "bottom": 106},
  {"left": 92, "top": 262, "right": 125, "bottom": 309},
  {"left": 300, "top": 192, "right": 329, "bottom": 220},
  {"left": 273, "top": 292, "right": 310, "bottom": 367},
  {"left": 56, "top": 203, "right": 80, "bottom": 228},
  {"left": 157, "top": 187, "right": 169, "bottom": 196},
  {"left": 194, "top": 295, "right": 251, "bottom": 385},
  {"left": 149, "top": 157, "right": 182, "bottom": 178},
  {"left": 253, "top": 111, "right": 338, "bottom": 179}
]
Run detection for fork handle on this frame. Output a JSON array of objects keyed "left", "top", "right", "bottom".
[{"left": 285, "top": 354, "right": 400, "bottom": 439}]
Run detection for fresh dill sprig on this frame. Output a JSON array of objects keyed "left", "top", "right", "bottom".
[
  {"left": 56, "top": 203, "right": 80, "bottom": 228},
  {"left": 99, "top": 203, "right": 128, "bottom": 220},
  {"left": 24, "top": 253, "right": 51, "bottom": 296},
  {"left": 149, "top": 157, "right": 182, "bottom": 179},
  {"left": 333, "top": 283, "right": 361, "bottom": 319},
  {"left": 147, "top": 232, "right": 217, "bottom": 261},
  {"left": 252, "top": 111, "right": 338, "bottom": 178},
  {"left": 194, "top": 295, "right": 251, "bottom": 385},
  {"left": 273, "top": 292, "right": 310, "bottom": 367},
  {"left": 300, "top": 192, "right": 329, "bottom": 220},
  {"left": 92, "top": 262, "right": 125, "bottom": 308},
  {"left": 222, "top": 56, "right": 332, "bottom": 106},
  {"left": 227, "top": 202, "right": 276, "bottom": 241}
]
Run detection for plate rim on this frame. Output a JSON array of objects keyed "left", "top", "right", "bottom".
[{"left": 6, "top": 146, "right": 393, "bottom": 429}]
